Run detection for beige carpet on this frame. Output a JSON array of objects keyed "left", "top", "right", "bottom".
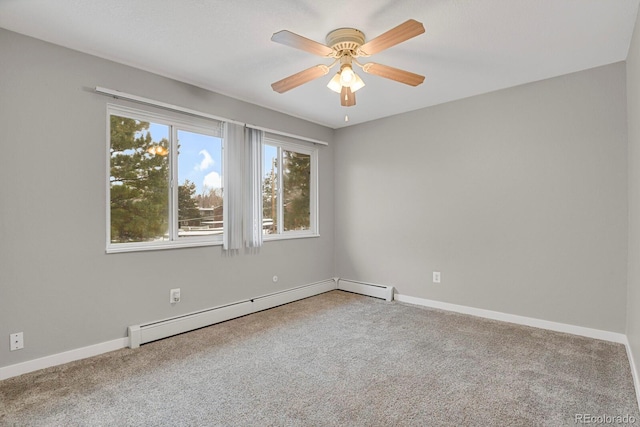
[{"left": 1, "top": 290, "right": 638, "bottom": 426}]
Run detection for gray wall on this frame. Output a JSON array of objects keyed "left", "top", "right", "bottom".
[
  {"left": 0, "top": 29, "right": 335, "bottom": 367},
  {"left": 627, "top": 7, "right": 640, "bottom": 383},
  {"left": 334, "top": 62, "right": 628, "bottom": 332},
  {"left": 1, "top": 23, "right": 635, "bottom": 371}
]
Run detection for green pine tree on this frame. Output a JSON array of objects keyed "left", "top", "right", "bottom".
[
  {"left": 178, "top": 180, "right": 201, "bottom": 227},
  {"left": 282, "top": 150, "right": 310, "bottom": 231},
  {"left": 109, "top": 116, "right": 169, "bottom": 242}
]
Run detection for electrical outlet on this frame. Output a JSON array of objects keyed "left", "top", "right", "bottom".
[
  {"left": 433, "top": 272, "right": 441, "bottom": 284},
  {"left": 10, "top": 332, "right": 24, "bottom": 351},
  {"left": 170, "top": 288, "right": 181, "bottom": 304}
]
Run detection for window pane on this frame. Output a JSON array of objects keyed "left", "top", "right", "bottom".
[
  {"left": 262, "top": 144, "right": 278, "bottom": 234},
  {"left": 282, "top": 150, "right": 310, "bottom": 231},
  {"left": 110, "top": 116, "right": 169, "bottom": 243},
  {"left": 176, "top": 129, "right": 223, "bottom": 238}
]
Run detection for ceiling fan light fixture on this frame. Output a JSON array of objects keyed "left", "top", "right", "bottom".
[
  {"left": 327, "top": 69, "right": 365, "bottom": 94},
  {"left": 271, "top": 20, "right": 425, "bottom": 110}
]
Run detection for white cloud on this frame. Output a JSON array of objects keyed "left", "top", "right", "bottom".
[
  {"left": 203, "top": 171, "right": 222, "bottom": 190},
  {"left": 196, "top": 149, "right": 214, "bottom": 171}
]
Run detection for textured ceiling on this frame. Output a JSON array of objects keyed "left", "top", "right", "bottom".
[{"left": 0, "top": 0, "right": 638, "bottom": 129}]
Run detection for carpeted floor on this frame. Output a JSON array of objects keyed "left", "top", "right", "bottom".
[{"left": 1, "top": 290, "right": 638, "bottom": 426}]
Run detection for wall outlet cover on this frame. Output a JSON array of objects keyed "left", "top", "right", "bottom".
[
  {"left": 433, "top": 272, "right": 441, "bottom": 283},
  {"left": 10, "top": 332, "right": 24, "bottom": 351},
  {"left": 170, "top": 288, "right": 181, "bottom": 304}
]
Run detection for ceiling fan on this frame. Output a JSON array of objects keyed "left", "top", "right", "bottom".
[{"left": 270, "top": 19, "right": 426, "bottom": 107}]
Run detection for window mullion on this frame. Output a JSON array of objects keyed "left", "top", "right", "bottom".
[
  {"left": 169, "top": 125, "right": 179, "bottom": 241},
  {"left": 277, "top": 147, "right": 284, "bottom": 234}
]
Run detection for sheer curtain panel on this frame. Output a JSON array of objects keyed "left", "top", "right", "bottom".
[
  {"left": 245, "top": 128, "right": 264, "bottom": 248},
  {"left": 223, "top": 123, "right": 244, "bottom": 251}
]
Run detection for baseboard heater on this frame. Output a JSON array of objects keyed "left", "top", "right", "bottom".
[
  {"left": 336, "top": 278, "right": 394, "bottom": 302},
  {"left": 127, "top": 280, "right": 336, "bottom": 348},
  {"left": 128, "top": 278, "right": 395, "bottom": 348}
]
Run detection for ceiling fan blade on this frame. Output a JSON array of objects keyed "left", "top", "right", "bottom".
[
  {"left": 340, "top": 86, "right": 356, "bottom": 107},
  {"left": 362, "top": 62, "right": 425, "bottom": 86},
  {"left": 358, "top": 19, "right": 425, "bottom": 56},
  {"left": 271, "top": 65, "right": 330, "bottom": 93},
  {"left": 271, "top": 30, "right": 334, "bottom": 57}
]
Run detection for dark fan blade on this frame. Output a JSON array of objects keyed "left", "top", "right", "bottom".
[
  {"left": 340, "top": 86, "right": 356, "bottom": 107},
  {"left": 271, "top": 65, "right": 330, "bottom": 93},
  {"left": 358, "top": 19, "right": 425, "bottom": 56},
  {"left": 362, "top": 62, "right": 424, "bottom": 86},
  {"left": 271, "top": 30, "right": 334, "bottom": 57}
]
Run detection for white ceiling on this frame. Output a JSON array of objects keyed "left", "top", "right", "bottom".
[{"left": 1, "top": 0, "right": 638, "bottom": 129}]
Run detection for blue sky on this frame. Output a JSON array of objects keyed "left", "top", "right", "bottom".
[
  {"left": 147, "top": 123, "right": 222, "bottom": 195},
  {"left": 177, "top": 129, "right": 222, "bottom": 196}
]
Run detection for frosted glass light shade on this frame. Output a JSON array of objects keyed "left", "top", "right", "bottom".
[
  {"left": 327, "top": 71, "right": 365, "bottom": 93},
  {"left": 327, "top": 73, "right": 342, "bottom": 93},
  {"left": 350, "top": 73, "right": 365, "bottom": 92}
]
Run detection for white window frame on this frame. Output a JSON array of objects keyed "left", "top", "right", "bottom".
[
  {"left": 263, "top": 136, "right": 319, "bottom": 241},
  {"left": 106, "top": 104, "right": 225, "bottom": 253}
]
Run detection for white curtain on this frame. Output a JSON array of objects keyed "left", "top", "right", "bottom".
[
  {"left": 223, "top": 123, "right": 245, "bottom": 251},
  {"left": 244, "top": 128, "right": 264, "bottom": 248}
]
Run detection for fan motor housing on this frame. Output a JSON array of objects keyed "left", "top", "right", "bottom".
[{"left": 326, "top": 28, "right": 365, "bottom": 54}]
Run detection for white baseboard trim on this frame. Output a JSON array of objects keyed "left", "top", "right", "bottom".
[
  {"left": 0, "top": 337, "right": 129, "bottom": 381},
  {"left": 336, "top": 278, "right": 394, "bottom": 301},
  {"left": 398, "top": 292, "right": 639, "bottom": 410},
  {"left": 625, "top": 338, "right": 640, "bottom": 411},
  {"left": 394, "top": 293, "right": 627, "bottom": 344}
]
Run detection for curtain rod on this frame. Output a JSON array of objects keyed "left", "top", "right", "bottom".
[
  {"left": 94, "top": 87, "right": 329, "bottom": 146},
  {"left": 245, "top": 123, "right": 329, "bottom": 146}
]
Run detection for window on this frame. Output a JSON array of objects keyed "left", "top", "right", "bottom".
[
  {"left": 262, "top": 137, "right": 318, "bottom": 238},
  {"left": 107, "top": 103, "right": 320, "bottom": 253},
  {"left": 107, "top": 105, "right": 224, "bottom": 252}
]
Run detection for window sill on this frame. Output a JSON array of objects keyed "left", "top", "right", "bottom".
[
  {"left": 106, "top": 233, "right": 320, "bottom": 253},
  {"left": 106, "top": 239, "right": 223, "bottom": 254},
  {"left": 262, "top": 233, "right": 320, "bottom": 242}
]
